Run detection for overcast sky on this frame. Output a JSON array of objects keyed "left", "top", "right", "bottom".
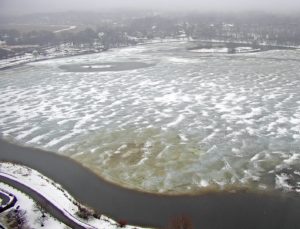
[{"left": 1, "top": 0, "right": 300, "bottom": 15}]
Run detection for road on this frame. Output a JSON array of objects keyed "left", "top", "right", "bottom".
[
  {"left": 54, "top": 25, "right": 77, "bottom": 33},
  {"left": 0, "top": 189, "right": 17, "bottom": 213},
  {"left": 0, "top": 191, "right": 10, "bottom": 206}
]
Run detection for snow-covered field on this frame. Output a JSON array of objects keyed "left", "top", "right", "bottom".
[
  {"left": 0, "top": 41, "right": 300, "bottom": 194},
  {"left": 0, "top": 162, "right": 150, "bottom": 229}
]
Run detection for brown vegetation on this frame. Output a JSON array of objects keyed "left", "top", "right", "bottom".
[
  {"left": 167, "top": 215, "right": 194, "bottom": 229},
  {"left": 117, "top": 219, "right": 128, "bottom": 227},
  {"left": 5, "top": 206, "right": 29, "bottom": 229}
]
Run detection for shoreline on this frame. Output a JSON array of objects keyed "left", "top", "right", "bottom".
[
  {"left": 0, "top": 49, "right": 101, "bottom": 71},
  {"left": 1, "top": 138, "right": 300, "bottom": 229},
  {"left": 0, "top": 38, "right": 187, "bottom": 71},
  {"left": 2, "top": 38, "right": 298, "bottom": 72}
]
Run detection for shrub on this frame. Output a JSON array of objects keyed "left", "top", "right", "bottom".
[
  {"left": 117, "top": 219, "right": 128, "bottom": 228},
  {"left": 6, "top": 208, "right": 29, "bottom": 229},
  {"left": 76, "top": 206, "right": 93, "bottom": 220},
  {"left": 167, "top": 215, "right": 194, "bottom": 229}
]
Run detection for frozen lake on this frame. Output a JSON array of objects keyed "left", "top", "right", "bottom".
[{"left": 1, "top": 42, "right": 300, "bottom": 194}]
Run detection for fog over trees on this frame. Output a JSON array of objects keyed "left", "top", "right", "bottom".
[
  {"left": 0, "top": 0, "right": 300, "bottom": 60},
  {"left": 1, "top": 0, "right": 300, "bottom": 15}
]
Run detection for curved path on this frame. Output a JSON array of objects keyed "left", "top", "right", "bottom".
[
  {"left": 0, "top": 175, "right": 94, "bottom": 229},
  {"left": 0, "top": 191, "right": 11, "bottom": 207},
  {"left": 0, "top": 189, "right": 17, "bottom": 213},
  {"left": 1, "top": 138, "right": 300, "bottom": 229}
]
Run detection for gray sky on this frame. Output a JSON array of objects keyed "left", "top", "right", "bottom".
[{"left": 1, "top": 0, "right": 300, "bottom": 15}]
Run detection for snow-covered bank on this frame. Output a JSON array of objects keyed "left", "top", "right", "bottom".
[
  {"left": 0, "top": 48, "right": 98, "bottom": 71},
  {"left": 0, "top": 162, "right": 151, "bottom": 229},
  {"left": 0, "top": 183, "right": 67, "bottom": 229},
  {"left": 0, "top": 37, "right": 190, "bottom": 71}
]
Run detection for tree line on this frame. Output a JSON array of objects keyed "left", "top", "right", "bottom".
[{"left": 1, "top": 12, "right": 300, "bottom": 51}]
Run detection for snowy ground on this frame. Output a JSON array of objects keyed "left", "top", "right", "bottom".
[
  {"left": 0, "top": 162, "right": 151, "bottom": 229},
  {"left": 0, "top": 182, "right": 68, "bottom": 229},
  {"left": 0, "top": 41, "right": 300, "bottom": 194}
]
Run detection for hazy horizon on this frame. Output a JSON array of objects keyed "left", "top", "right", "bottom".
[{"left": 1, "top": 0, "right": 300, "bottom": 16}]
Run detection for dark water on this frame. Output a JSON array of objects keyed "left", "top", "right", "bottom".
[{"left": 0, "top": 138, "right": 300, "bottom": 229}]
